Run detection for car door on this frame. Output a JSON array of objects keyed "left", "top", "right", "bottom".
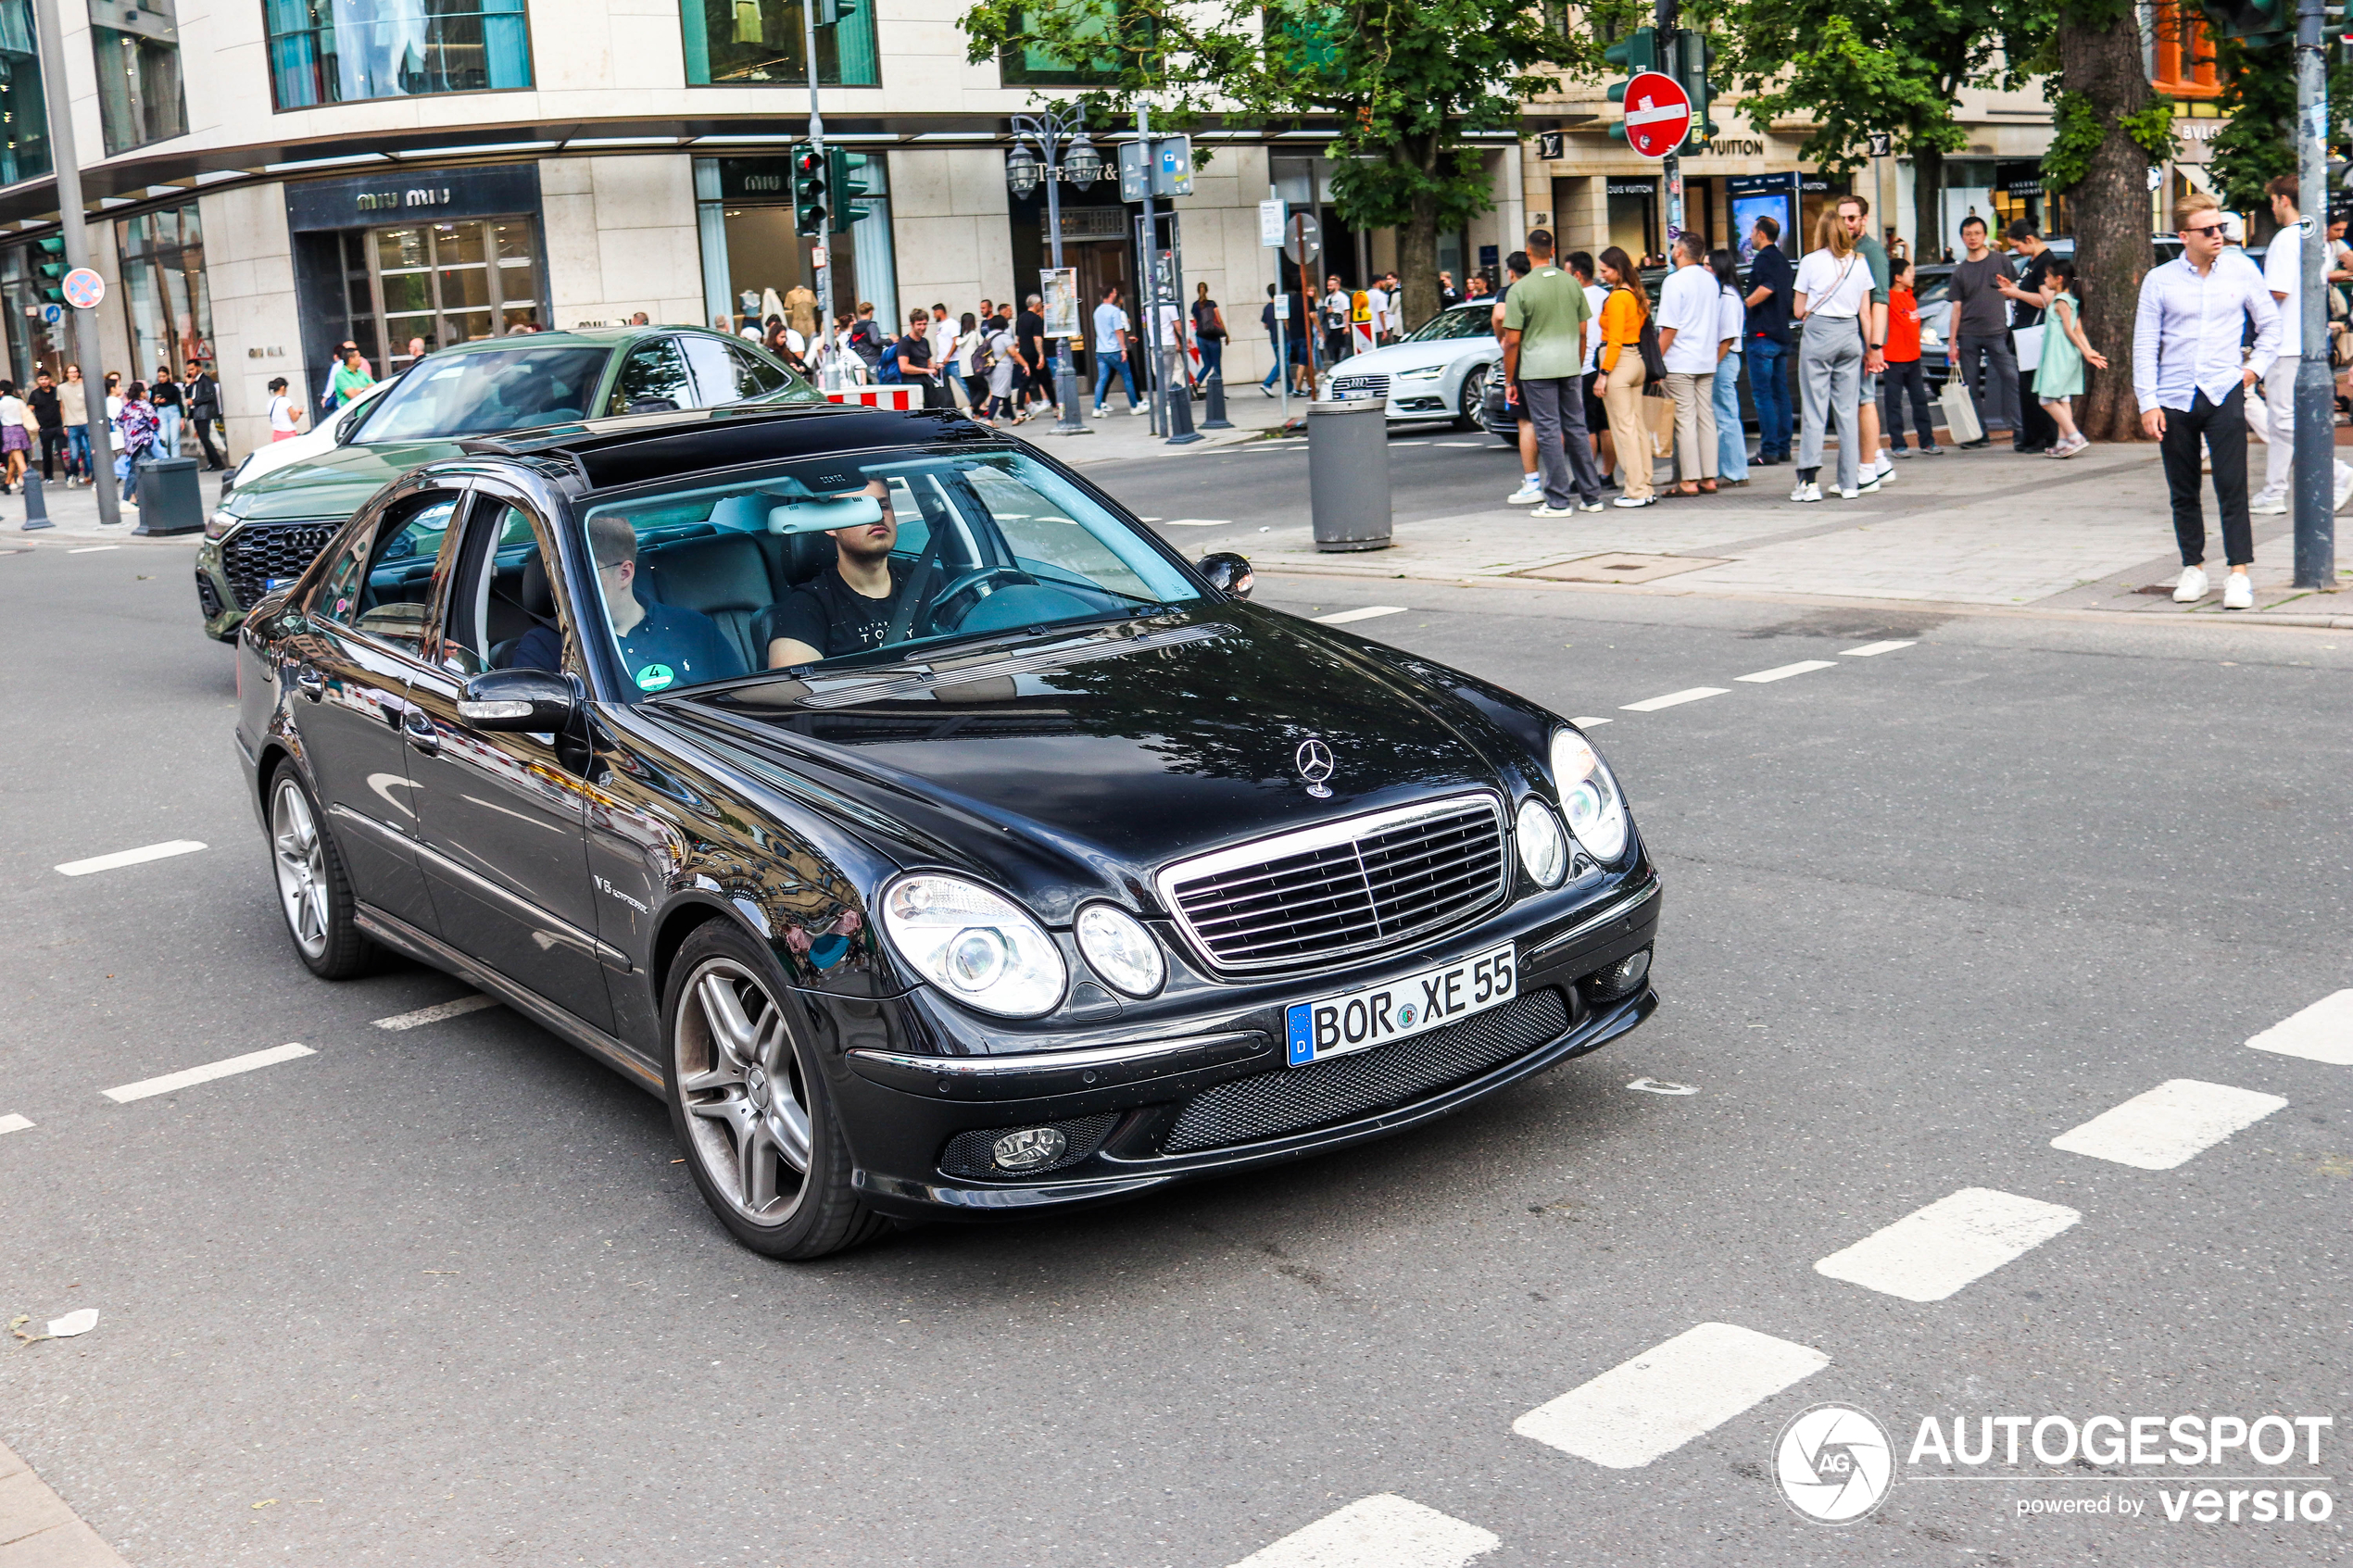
[
  {"left": 603, "top": 335, "right": 695, "bottom": 416},
  {"left": 401, "top": 487, "right": 617, "bottom": 1031},
  {"left": 288, "top": 491, "right": 462, "bottom": 937}
]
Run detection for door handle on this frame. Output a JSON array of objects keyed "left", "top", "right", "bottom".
[
  {"left": 400, "top": 709, "right": 441, "bottom": 757},
  {"left": 293, "top": 663, "right": 324, "bottom": 701}
]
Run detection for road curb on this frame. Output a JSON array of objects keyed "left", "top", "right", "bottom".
[{"left": 0, "top": 1441, "right": 132, "bottom": 1566}]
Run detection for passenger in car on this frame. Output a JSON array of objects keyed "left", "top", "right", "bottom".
[
  {"left": 759, "top": 481, "right": 911, "bottom": 667},
  {"left": 509, "top": 515, "right": 744, "bottom": 693}
]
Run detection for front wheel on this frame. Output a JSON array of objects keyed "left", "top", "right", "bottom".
[
  {"left": 267, "top": 762, "right": 376, "bottom": 979},
  {"left": 662, "top": 922, "right": 890, "bottom": 1260},
  {"left": 1455, "top": 366, "right": 1488, "bottom": 432}
]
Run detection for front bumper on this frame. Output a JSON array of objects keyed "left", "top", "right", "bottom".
[
  {"left": 195, "top": 537, "right": 241, "bottom": 641},
  {"left": 826, "top": 867, "right": 1663, "bottom": 1221}
]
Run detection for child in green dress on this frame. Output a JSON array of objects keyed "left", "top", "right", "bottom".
[{"left": 2034, "top": 259, "right": 2108, "bottom": 458}]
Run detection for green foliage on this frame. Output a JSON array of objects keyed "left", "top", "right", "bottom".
[
  {"left": 1704, "top": 0, "right": 2047, "bottom": 171},
  {"left": 2039, "top": 90, "right": 2171, "bottom": 194},
  {"left": 2207, "top": 35, "right": 2353, "bottom": 215}
]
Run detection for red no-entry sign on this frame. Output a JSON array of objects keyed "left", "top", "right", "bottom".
[{"left": 1619, "top": 72, "right": 1692, "bottom": 161}]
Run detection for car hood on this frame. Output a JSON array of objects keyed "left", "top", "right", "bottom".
[
  {"left": 222, "top": 439, "right": 464, "bottom": 522},
  {"left": 1329, "top": 336, "right": 1490, "bottom": 377},
  {"left": 664, "top": 605, "right": 1536, "bottom": 921}
]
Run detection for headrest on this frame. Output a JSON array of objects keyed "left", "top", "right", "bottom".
[
  {"left": 519, "top": 552, "right": 554, "bottom": 618},
  {"left": 645, "top": 533, "right": 771, "bottom": 611},
  {"left": 774, "top": 529, "right": 837, "bottom": 588}
]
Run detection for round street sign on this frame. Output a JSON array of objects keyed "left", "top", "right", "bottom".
[
  {"left": 61, "top": 268, "right": 104, "bottom": 309},
  {"left": 1619, "top": 71, "right": 1692, "bottom": 161},
  {"left": 1282, "top": 210, "right": 1323, "bottom": 265}
]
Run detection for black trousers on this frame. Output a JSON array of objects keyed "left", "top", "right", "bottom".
[
  {"left": 2017, "top": 369, "right": 2056, "bottom": 449},
  {"left": 1881, "top": 359, "right": 1936, "bottom": 451},
  {"left": 192, "top": 417, "right": 223, "bottom": 469},
  {"left": 2159, "top": 385, "right": 2252, "bottom": 568},
  {"left": 35, "top": 426, "right": 63, "bottom": 479}
]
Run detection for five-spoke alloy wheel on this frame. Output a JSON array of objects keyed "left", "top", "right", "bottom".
[{"left": 267, "top": 762, "right": 373, "bottom": 978}]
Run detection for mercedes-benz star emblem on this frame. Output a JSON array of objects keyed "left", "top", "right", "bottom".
[{"left": 1295, "top": 737, "right": 1335, "bottom": 799}]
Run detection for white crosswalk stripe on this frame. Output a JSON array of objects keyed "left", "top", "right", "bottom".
[
  {"left": 0, "top": 1113, "right": 33, "bottom": 1136},
  {"left": 2246, "top": 990, "right": 2353, "bottom": 1065},
  {"left": 55, "top": 839, "right": 207, "bottom": 876},
  {"left": 1570, "top": 716, "right": 1613, "bottom": 727},
  {"left": 1227, "top": 1495, "right": 1498, "bottom": 1568},
  {"left": 1315, "top": 605, "right": 1406, "bottom": 625},
  {"left": 2050, "top": 1079, "right": 2288, "bottom": 1171},
  {"left": 1620, "top": 686, "right": 1728, "bottom": 713},
  {"left": 103, "top": 1043, "right": 315, "bottom": 1104},
  {"left": 374, "top": 995, "right": 501, "bottom": 1031},
  {"left": 1160, "top": 518, "right": 1237, "bottom": 527},
  {"left": 1736, "top": 659, "right": 1838, "bottom": 684},
  {"left": 1841, "top": 640, "right": 1916, "bottom": 657},
  {"left": 1513, "top": 1322, "right": 1828, "bottom": 1469},
  {"left": 1813, "top": 1187, "right": 2081, "bottom": 1302}
]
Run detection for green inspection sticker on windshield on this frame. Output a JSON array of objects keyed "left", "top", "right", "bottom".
[{"left": 635, "top": 663, "right": 675, "bottom": 692}]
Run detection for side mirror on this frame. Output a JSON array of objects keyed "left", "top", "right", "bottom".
[
  {"left": 458, "top": 668, "right": 576, "bottom": 730},
  {"left": 1197, "top": 551, "right": 1253, "bottom": 600},
  {"left": 333, "top": 408, "right": 362, "bottom": 445}
]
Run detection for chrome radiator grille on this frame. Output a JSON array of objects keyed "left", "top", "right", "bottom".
[
  {"left": 1329, "top": 373, "right": 1390, "bottom": 402},
  {"left": 221, "top": 521, "right": 338, "bottom": 609},
  {"left": 1158, "top": 794, "right": 1507, "bottom": 972}
]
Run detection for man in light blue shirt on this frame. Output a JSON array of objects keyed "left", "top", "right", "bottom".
[
  {"left": 2133, "top": 194, "right": 2279, "bottom": 608},
  {"left": 1090, "top": 283, "right": 1138, "bottom": 416}
]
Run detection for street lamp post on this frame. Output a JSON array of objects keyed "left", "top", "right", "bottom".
[{"left": 1006, "top": 107, "right": 1101, "bottom": 436}]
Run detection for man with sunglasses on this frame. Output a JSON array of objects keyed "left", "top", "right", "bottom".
[{"left": 2134, "top": 194, "right": 2281, "bottom": 609}]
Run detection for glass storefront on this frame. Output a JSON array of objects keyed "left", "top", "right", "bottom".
[
  {"left": 693, "top": 155, "right": 894, "bottom": 336},
  {"left": 118, "top": 204, "right": 214, "bottom": 382},
  {"left": 90, "top": 1, "right": 188, "bottom": 155},
  {"left": 336, "top": 218, "right": 545, "bottom": 370},
  {"left": 265, "top": 0, "right": 534, "bottom": 109},
  {"left": 679, "top": 0, "right": 877, "bottom": 84},
  {"left": 0, "top": 0, "right": 51, "bottom": 184},
  {"left": 1, "top": 237, "right": 66, "bottom": 383}
]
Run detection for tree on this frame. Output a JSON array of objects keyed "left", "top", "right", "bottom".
[
  {"left": 961, "top": 1, "right": 1583, "bottom": 326},
  {"left": 1709, "top": 0, "right": 2048, "bottom": 260},
  {"left": 2207, "top": 32, "right": 2350, "bottom": 234},
  {"left": 2039, "top": 3, "right": 2175, "bottom": 441}
]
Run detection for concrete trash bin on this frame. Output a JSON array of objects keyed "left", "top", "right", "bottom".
[
  {"left": 1307, "top": 396, "right": 1390, "bottom": 552},
  {"left": 132, "top": 456, "right": 204, "bottom": 536}
]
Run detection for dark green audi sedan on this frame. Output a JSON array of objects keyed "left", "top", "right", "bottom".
[{"left": 196, "top": 327, "right": 820, "bottom": 640}]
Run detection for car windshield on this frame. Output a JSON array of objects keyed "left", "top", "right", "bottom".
[
  {"left": 552, "top": 446, "right": 1203, "bottom": 699},
  {"left": 349, "top": 344, "right": 610, "bottom": 442},
  {"left": 1404, "top": 306, "right": 1493, "bottom": 344}
]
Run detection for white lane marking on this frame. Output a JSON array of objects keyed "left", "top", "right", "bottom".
[
  {"left": 68, "top": 545, "right": 120, "bottom": 554},
  {"left": 103, "top": 1043, "right": 315, "bottom": 1104},
  {"left": 2247, "top": 990, "right": 2353, "bottom": 1065},
  {"left": 1139, "top": 515, "right": 1164, "bottom": 521},
  {"left": 1570, "top": 716, "right": 1613, "bottom": 727},
  {"left": 1841, "top": 640, "right": 1916, "bottom": 657},
  {"left": 1626, "top": 1078, "right": 1697, "bottom": 1096},
  {"left": 1620, "top": 687, "right": 1729, "bottom": 713},
  {"left": 2050, "top": 1079, "right": 2288, "bottom": 1171},
  {"left": 0, "top": 1113, "right": 33, "bottom": 1135},
  {"left": 1315, "top": 605, "right": 1408, "bottom": 625},
  {"left": 1736, "top": 659, "right": 1838, "bottom": 684},
  {"left": 1160, "top": 518, "right": 1238, "bottom": 527},
  {"left": 1438, "top": 441, "right": 1487, "bottom": 447},
  {"left": 1390, "top": 440, "right": 1432, "bottom": 446},
  {"left": 374, "top": 994, "right": 500, "bottom": 1032},
  {"left": 55, "top": 839, "right": 208, "bottom": 877},
  {"left": 1813, "top": 1187, "right": 2082, "bottom": 1303},
  {"left": 1227, "top": 1495, "right": 1499, "bottom": 1568},
  {"left": 1513, "top": 1322, "right": 1829, "bottom": 1469}
]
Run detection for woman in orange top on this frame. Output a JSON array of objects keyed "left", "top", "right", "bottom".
[{"left": 1591, "top": 246, "right": 1655, "bottom": 506}]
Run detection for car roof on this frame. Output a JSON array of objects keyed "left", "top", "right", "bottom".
[
  {"left": 464, "top": 402, "right": 998, "bottom": 494},
  {"left": 422, "top": 324, "right": 740, "bottom": 359}
]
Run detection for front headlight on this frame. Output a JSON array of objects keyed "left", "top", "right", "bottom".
[
  {"left": 205, "top": 508, "right": 241, "bottom": 541},
  {"left": 1396, "top": 364, "right": 1445, "bottom": 381},
  {"left": 1075, "top": 903, "right": 1165, "bottom": 997},
  {"left": 1550, "top": 728, "right": 1630, "bottom": 863},
  {"left": 1515, "top": 798, "right": 1567, "bottom": 887},
  {"left": 881, "top": 874, "right": 1066, "bottom": 1019}
]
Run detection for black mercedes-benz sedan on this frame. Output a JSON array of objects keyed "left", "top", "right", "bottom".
[{"left": 233, "top": 402, "right": 1660, "bottom": 1258}]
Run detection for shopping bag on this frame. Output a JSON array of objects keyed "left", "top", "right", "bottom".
[
  {"left": 2012, "top": 324, "right": 2044, "bottom": 373},
  {"left": 1644, "top": 389, "right": 1677, "bottom": 459},
  {"left": 1938, "top": 373, "right": 1982, "bottom": 445}
]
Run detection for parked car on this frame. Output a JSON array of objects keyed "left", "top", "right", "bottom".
[
  {"left": 233, "top": 402, "right": 1662, "bottom": 1259},
  {"left": 196, "top": 327, "right": 818, "bottom": 641},
  {"left": 1318, "top": 303, "right": 1503, "bottom": 429}
]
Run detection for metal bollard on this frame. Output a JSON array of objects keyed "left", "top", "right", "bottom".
[
  {"left": 1201, "top": 370, "right": 1233, "bottom": 430},
  {"left": 1163, "top": 347, "right": 1202, "bottom": 445},
  {"left": 19, "top": 470, "right": 50, "bottom": 530},
  {"left": 1308, "top": 396, "right": 1391, "bottom": 551}
]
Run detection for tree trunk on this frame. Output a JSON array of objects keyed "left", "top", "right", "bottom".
[
  {"left": 1912, "top": 144, "right": 1944, "bottom": 263},
  {"left": 2058, "top": 16, "right": 2155, "bottom": 443},
  {"left": 1400, "top": 188, "right": 1441, "bottom": 329}
]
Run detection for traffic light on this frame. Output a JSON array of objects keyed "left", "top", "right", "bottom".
[
  {"left": 36, "top": 234, "right": 61, "bottom": 303},
  {"left": 2196, "top": 0, "right": 2288, "bottom": 41},
  {"left": 792, "top": 143, "right": 828, "bottom": 235},
  {"left": 1604, "top": 27, "right": 1657, "bottom": 146},
  {"left": 813, "top": 0, "right": 855, "bottom": 24},
  {"left": 1671, "top": 30, "right": 1719, "bottom": 144},
  {"left": 826, "top": 145, "right": 871, "bottom": 224}
]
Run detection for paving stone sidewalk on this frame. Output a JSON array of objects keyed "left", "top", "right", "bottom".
[{"left": 0, "top": 1441, "right": 130, "bottom": 1567}]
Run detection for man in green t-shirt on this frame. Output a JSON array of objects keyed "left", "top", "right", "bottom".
[
  {"left": 329, "top": 345, "right": 375, "bottom": 408},
  {"left": 1839, "top": 194, "right": 1894, "bottom": 490},
  {"left": 1502, "top": 228, "right": 1603, "bottom": 517}
]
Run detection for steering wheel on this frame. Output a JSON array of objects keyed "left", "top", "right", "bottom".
[{"left": 921, "top": 565, "right": 1036, "bottom": 634}]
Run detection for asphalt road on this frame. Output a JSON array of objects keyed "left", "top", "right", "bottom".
[{"left": 2, "top": 534, "right": 2348, "bottom": 1567}]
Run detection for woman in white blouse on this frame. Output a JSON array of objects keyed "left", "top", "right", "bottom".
[{"left": 1790, "top": 209, "right": 1872, "bottom": 501}]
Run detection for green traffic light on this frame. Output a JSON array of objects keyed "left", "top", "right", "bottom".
[{"left": 2196, "top": 0, "right": 2289, "bottom": 39}]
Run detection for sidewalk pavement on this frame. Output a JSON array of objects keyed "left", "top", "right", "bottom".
[
  {"left": 1238, "top": 439, "right": 2353, "bottom": 631},
  {"left": 0, "top": 1441, "right": 130, "bottom": 1567}
]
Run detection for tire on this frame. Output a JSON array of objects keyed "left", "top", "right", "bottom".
[
  {"left": 266, "top": 761, "right": 377, "bottom": 979},
  {"left": 661, "top": 922, "right": 891, "bottom": 1260},
  {"left": 1454, "top": 366, "right": 1487, "bottom": 432}
]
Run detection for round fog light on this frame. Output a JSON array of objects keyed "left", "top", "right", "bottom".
[
  {"left": 1590, "top": 947, "right": 1652, "bottom": 1000},
  {"left": 991, "top": 1125, "right": 1069, "bottom": 1172}
]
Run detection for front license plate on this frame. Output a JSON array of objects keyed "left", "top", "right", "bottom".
[{"left": 1284, "top": 943, "right": 1516, "bottom": 1067}]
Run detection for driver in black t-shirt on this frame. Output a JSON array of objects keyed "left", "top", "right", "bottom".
[{"left": 761, "top": 481, "right": 911, "bottom": 667}]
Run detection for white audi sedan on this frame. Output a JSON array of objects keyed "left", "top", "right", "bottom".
[{"left": 1320, "top": 303, "right": 1501, "bottom": 429}]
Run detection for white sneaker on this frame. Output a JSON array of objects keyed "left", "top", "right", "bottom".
[
  {"left": 2249, "top": 490, "right": 2288, "bottom": 516},
  {"left": 1092, "top": 407, "right": 1108, "bottom": 418},
  {"left": 1507, "top": 481, "right": 1543, "bottom": 505},
  {"left": 1791, "top": 481, "right": 1822, "bottom": 503},
  {"left": 1854, "top": 473, "right": 1880, "bottom": 495},
  {"left": 1874, "top": 458, "right": 1896, "bottom": 483},
  {"left": 2172, "top": 565, "right": 2209, "bottom": 604},
  {"left": 1836, "top": 484, "right": 1860, "bottom": 499},
  {"left": 1614, "top": 493, "right": 1655, "bottom": 508},
  {"left": 1577, "top": 500, "right": 1604, "bottom": 514},
  {"left": 1530, "top": 503, "right": 1578, "bottom": 519},
  {"left": 2222, "top": 571, "right": 2254, "bottom": 610}
]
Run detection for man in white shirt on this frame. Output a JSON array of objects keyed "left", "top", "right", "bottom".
[
  {"left": 2134, "top": 193, "right": 2281, "bottom": 608},
  {"left": 2253, "top": 175, "right": 2353, "bottom": 517},
  {"left": 1322, "top": 277, "right": 1353, "bottom": 367},
  {"left": 1091, "top": 283, "right": 1138, "bottom": 416},
  {"left": 1655, "top": 231, "right": 1730, "bottom": 492}
]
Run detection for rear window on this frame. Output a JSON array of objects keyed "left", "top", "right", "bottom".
[{"left": 350, "top": 345, "right": 610, "bottom": 442}]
